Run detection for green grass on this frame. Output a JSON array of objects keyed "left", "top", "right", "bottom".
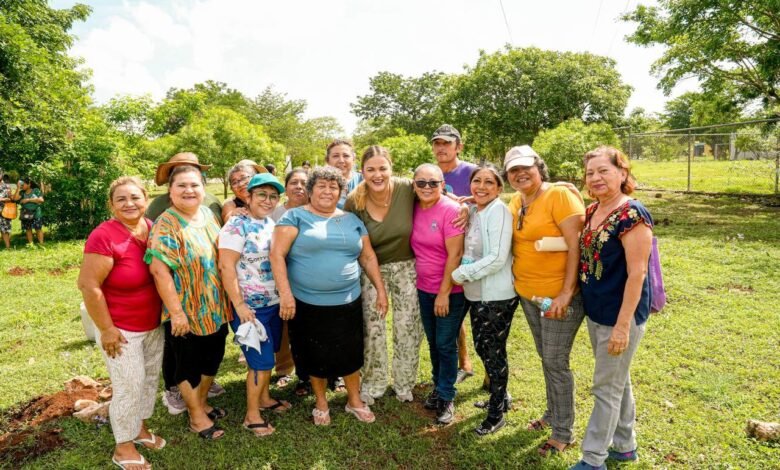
[
  {"left": 632, "top": 158, "right": 779, "bottom": 194},
  {"left": 1, "top": 192, "right": 779, "bottom": 468}
]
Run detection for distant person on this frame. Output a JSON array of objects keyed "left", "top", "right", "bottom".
[
  {"left": 219, "top": 173, "right": 290, "bottom": 437},
  {"left": 78, "top": 176, "right": 165, "bottom": 469},
  {"left": 271, "top": 166, "right": 387, "bottom": 426},
  {"left": 571, "top": 146, "right": 653, "bottom": 470},
  {"left": 264, "top": 163, "right": 276, "bottom": 175},
  {"left": 411, "top": 163, "right": 466, "bottom": 425},
  {"left": 145, "top": 153, "right": 226, "bottom": 415},
  {"left": 0, "top": 172, "right": 12, "bottom": 248},
  {"left": 270, "top": 168, "right": 311, "bottom": 396},
  {"left": 301, "top": 160, "right": 312, "bottom": 171},
  {"left": 222, "top": 160, "right": 267, "bottom": 223},
  {"left": 14, "top": 177, "right": 45, "bottom": 245},
  {"left": 430, "top": 124, "right": 478, "bottom": 386},
  {"left": 504, "top": 145, "right": 585, "bottom": 457},
  {"left": 325, "top": 139, "right": 363, "bottom": 210}
]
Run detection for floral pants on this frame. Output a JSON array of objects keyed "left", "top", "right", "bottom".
[{"left": 360, "top": 259, "right": 423, "bottom": 398}]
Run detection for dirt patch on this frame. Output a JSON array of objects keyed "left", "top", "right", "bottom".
[
  {"left": 7, "top": 266, "right": 34, "bottom": 276},
  {"left": 47, "top": 268, "right": 65, "bottom": 276},
  {"left": 725, "top": 282, "right": 755, "bottom": 294},
  {"left": 0, "top": 427, "right": 66, "bottom": 464}
]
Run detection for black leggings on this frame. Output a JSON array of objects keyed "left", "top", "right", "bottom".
[{"left": 469, "top": 297, "right": 520, "bottom": 417}]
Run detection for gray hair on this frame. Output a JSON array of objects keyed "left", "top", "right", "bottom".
[
  {"left": 226, "top": 162, "right": 258, "bottom": 181},
  {"left": 413, "top": 163, "right": 444, "bottom": 180},
  {"left": 305, "top": 166, "right": 345, "bottom": 195}
]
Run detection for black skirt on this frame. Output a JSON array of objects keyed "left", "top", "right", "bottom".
[{"left": 288, "top": 297, "right": 364, "bottom": 379}]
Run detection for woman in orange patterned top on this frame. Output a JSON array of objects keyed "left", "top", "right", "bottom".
[{"left": 146, "top": 164, "right": 231, "bottom": 441}]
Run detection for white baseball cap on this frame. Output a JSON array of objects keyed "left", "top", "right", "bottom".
[{"left": 504, "top": 145, "right": 539, "bottom": 171}]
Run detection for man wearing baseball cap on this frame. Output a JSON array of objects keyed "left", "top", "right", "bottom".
[{"left": 430, "top": 124, "right": 479, "bottom": 385}]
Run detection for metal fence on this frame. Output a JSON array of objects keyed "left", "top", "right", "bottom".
[{"left": 618, "top": 119, "right": 780, "bottom": 195}]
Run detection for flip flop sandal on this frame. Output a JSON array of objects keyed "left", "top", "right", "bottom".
[
  {"left": 189, "top": 424, "right": 224, "bottom": 440},
  {"left": 133, "top": 433, "right": 166, "bottom": 450},
  {"left": 295, "top": 380, "right": 312, "bottom": 397},
  {"left": 329, "top": 377, "right": 346, "bottom": 392},
  {"left": 275, "top": 374, "right": 294, "bottom": 388},
  {"left": 260, "top": 400, "right": 292, "bottom": 413},
  {"left": 538, "top": 441, "right": 576, "bottom": 457},
  {"left": 527, "top": 418, "right": 549, "bottom": 431},
  {"left": 112, "top": 454, "right": 150, "bottom": 469},
  {"left": 312, "top": 407, "right": 331, "bottom": 426},
  {"left": 206, "top": 407, "right": 227, "bottom": 421},
  {"left": 243, "top": 421, "right": 275, "bottom": 437},
  {"left": 344, "top": 403, "right": 376, "bottom": 423}
]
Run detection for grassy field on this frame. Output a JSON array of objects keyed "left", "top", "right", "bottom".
[
  {"left": 1, "top": 192, "right": 779, "bottom": 469},
  {"left": 632, "top": 158, "right": 779, "bottom": 194}
]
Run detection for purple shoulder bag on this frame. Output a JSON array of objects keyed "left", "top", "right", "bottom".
[{"left": 649, "top": 236, "right": 666, "bottom": 313}]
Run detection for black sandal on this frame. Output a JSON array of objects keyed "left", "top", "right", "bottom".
[
  {"left": 294, "top": 380, "right": 312, "bottom": 397},
  {"left": 260, "top": 400, "right": 292, "bottom": 413},
  {"left": 206, "top": 407, "right": 227, "bottom": 421},
  {"left": 474, "top": 416, "right": 506, "bottom": 436},
  {"left": 243, "top": 421, "right": 274, "bottom": 437},
  {"left": 190, "top": 424, "right": 224, "bottom": 440}
]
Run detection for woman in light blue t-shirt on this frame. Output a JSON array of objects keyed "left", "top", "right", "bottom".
[{"left": 271, "top": 166, "right": 387, "bottom": 426}]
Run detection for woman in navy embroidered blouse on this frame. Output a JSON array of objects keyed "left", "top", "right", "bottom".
[{"left": 570, "top": 146, "right": 654, "bottom": 470}]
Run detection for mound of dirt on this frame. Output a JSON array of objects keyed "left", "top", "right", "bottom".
[{"left": 7, "top": 266, "right": 34, "bottom": 276}]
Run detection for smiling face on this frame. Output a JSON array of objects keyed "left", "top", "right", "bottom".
[
  {"left": 169, "top": 170, "right": 205, "bottom": 213},
  {"left": 413, "top": 165, "right": 444, "bottom": 207},
  {"left": 506, "top": 163, "right": 543, "bottom": 196},
  {"left": 248, "top": 185, "right": 279, "bottom": 219},
  {"left": 585, "top": 154, "right": 627, "bottom": 201},
  {"left": 285, "top": 171, "right": 309, "bottom": 207},
  {"left": 362, "top": 155, "right": 393, "bottom": 194},
  {"left": 229, "top": 170, "right": 252, "bottom": 201},
  {"left": 326, "top": 144, "right": 355, "bottom": 179},
  {"left": 309, "top": 177, "right": 341, "bottom": 213},
  {"left": 470, "top": 169, "right": 502, "bottom": 209},
  {"left": 110, "top": 184, "right": 147, "bottom": 225}
]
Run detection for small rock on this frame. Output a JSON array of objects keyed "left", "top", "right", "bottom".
[
  {"left": 28, "top": 357, "right": 35, "bottom": 365},
  {"left": 65, "top": 376, "right": 101, "bottom": 391},
  {"left": 664, "top": 399, "right": 675, "bottom": 408},
  {"left": 72, "top": 401, "right": 110, "bottom": 422},
  {"left": 98, "top": 386, "right": 113, "bottom": 400},
  {"left": 74, "top": 399, "right": 98, "bottom": 411}
]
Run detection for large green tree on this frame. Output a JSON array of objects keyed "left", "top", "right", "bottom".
[
  {"left": 624, "top": 0, "right": 780, "bottom": 112},
  {"left": 446, "top": 47, "right": 631, "bottom": 160},
  {"left": 0, "top": 1, "right": 92, "bottom": 171}
]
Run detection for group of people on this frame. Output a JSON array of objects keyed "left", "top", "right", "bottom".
[
  {"left": 78, "top": 124, "right": 654, "bottom": 470},
  {"left": 0, "top": 174, "right": 45, "bottom": 248}
]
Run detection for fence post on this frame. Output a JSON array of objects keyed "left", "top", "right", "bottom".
[
  {"left": 687, "top": 132, "right": 693, "bottom": 192},
  {"left": 775, "top": 142, "right": 779, "bottom": 194}
]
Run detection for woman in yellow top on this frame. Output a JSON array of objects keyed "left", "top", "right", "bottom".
[{"left": 504, "top": 145, "right": 585, "bottom": 457}]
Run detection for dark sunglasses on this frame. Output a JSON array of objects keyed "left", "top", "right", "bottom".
[
  {"left": 414, "top": 179, "right": 443, "bottom": 189},
  {"left": 517, "top": 205, "right": 528, "bottom": 231}
]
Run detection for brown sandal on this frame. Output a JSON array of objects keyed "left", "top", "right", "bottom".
[
  {"left": 527, "top": 418, "right": 549, "bottom": 431},
  {"left": 538, "top": 440, "right": 576, "bottom": 457}
]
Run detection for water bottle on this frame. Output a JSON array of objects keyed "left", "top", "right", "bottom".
[{"left": 531, "top": 296, "right": 573, "bottom": 318}]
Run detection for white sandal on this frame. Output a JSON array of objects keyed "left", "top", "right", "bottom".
[
  {"left": 112, "top": 454, "right": 151, "bottom": 469},
  {"left": 133, "top": 433, "right": 166, "bottom": 450},
  {"left": 312, "top": 407, "right": 331, "bottom": 426},
  {"left": 345, "top": 403, "right": 376, "bottom": 423}
]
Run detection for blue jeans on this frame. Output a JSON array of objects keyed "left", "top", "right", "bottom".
[{"left": 418, "top": 290, "right": 467, "bottom": 401}]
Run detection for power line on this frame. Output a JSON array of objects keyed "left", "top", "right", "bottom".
[
  {"left": 589, "top": 0, "right": 606, "bottom": 50},
  {"left": 498, "top": 0, "right": 514, "bottom": 45},
  {"left": 607, "top": 0, "right": 633, "bottom": 57}
]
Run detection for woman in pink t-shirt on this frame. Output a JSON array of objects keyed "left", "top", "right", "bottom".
[
  {"left": 78, "top": 176, "right": 165, "bottom": 469},
  {"left": 410, "top": 163, "right": 465, "bottom": 426}
]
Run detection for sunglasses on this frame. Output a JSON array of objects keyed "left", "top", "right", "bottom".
[
  {"left": 517, "top": 205, "right": 527, "bottom": 231},
  {"left": 414, "top": 179, "right": 443, "bottom": 189}
]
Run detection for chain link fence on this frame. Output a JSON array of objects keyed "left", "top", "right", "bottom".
[{"left": 619, "top": 120, "right": 780, "bottom": 195}]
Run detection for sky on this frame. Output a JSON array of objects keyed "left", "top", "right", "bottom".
[{"left": 52, "top": 0, "right": 698, "bottom": 134}]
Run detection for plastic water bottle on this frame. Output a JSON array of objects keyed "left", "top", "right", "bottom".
[{"left": 531, "top": 296, "right": 573, "bottom": 318}]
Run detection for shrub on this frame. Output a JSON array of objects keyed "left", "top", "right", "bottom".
[{"left": 532, "top": 119, "right": 619, "bottom": 180}]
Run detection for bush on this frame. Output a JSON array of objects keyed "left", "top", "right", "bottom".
[
  {"left": 532, "top": 119, "right": 619, "bottom": 180},
  {"left": 377, "top": 132, "right": 432, "bottom": 175}
]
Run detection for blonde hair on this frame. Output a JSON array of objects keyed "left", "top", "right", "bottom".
[
  {"left": 108, "top": 176, "right": 147, "bottom": 203},
  {"left": 352, "top": 146, "right": 393, "bottom": 211}
]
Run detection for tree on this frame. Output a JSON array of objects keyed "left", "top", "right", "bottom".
[
  {"left": 624, "top": 0, "right": 780, "bottom": 112},
  {"left": 0, "top": 1, "right": 92, "bottom": 172},
  {"left": 445, "top": 47, "right": 631, "bottom": 160},
  {"left": 663, "top": 90, "right": 743, "bottom": 129},
  {"left": 351, "top": 71, "right": 450, "bottom": 137},
  {"left": 532, "top": 119, "right": 620, "bottom": 180},
  {"left": 377, "top": 133, "right": 432, "bottom": 175},
  {"left": 174, "top": 106, "right": 285, "bottom": 197}
]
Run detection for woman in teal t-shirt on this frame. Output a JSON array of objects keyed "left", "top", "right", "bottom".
[{"left": 14, "top": 178, "right": 45, "bottom": 245}]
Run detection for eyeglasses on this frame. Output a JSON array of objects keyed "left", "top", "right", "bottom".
[
  {"left": 229, "top": 176, "right": 251, "bottom": 187},
  {"left": 251, "top": 191, "right": 280, "bottom": 202},
  {"left": 414, "top": 180, "right": 443, "bottom": 189},
  {"left": 517, "top": 205, "right": 527, "bottom": 231}
]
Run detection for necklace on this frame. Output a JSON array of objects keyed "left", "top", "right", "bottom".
[
  {"left": 521, "top": 183, "right": 546, "bottom": 209},
  {"left": 367, "top": 183, "right": 392, "bottom": 208}
]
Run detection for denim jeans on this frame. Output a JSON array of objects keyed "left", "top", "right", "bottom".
[{"left": 418, "top": 290, "right": 467, "bottom": 401}]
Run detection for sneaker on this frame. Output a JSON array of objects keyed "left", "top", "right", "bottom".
[
  {"left": 423, "top": 390, "right": 440, "bottom": 410},
  {"left": 162, "top": 388, "right": 187, "bottom": 415},
  {"left": 569, "top": 461, "right": 606, "bottom": 470},
  {"left": 474, "top": 415, "right": 506, "bottom": 436},
  {"left": 608, "top": 448, "right": 638, "bottom": 462},
  {"left": 208, "top": 381, "right": 225, "bottom": 398},
  {"left": 435, "top": 400, "right": 455, "bottom": 425},
  {"left": 455, "top": 368, "right": 474, "bottom": 384}
]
